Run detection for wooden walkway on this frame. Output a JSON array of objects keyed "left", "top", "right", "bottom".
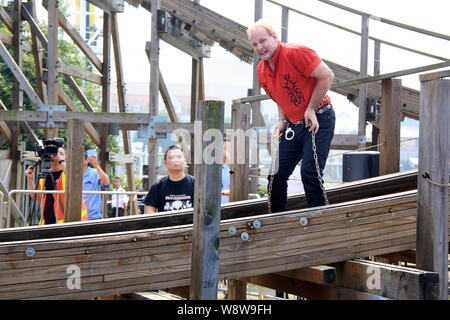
[{"left": 0, "top": 187, "right": 448, "bottom": 299}]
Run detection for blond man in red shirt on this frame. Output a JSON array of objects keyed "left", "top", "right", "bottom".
[{"left": 248, "top": 20, "right": 335, "bottom": 211}]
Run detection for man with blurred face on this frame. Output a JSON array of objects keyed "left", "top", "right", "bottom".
[{"left": 143, "top": 145, "right": 195, "bottom": 213}]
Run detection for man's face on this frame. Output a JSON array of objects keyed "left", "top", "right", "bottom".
[
  {"left": 114, "top": 178, "right": 121, "bottom": 188},
  {"left": 250, "top": 26, "right": 278, "bottom": 61},
  {"left": 51, "top": 147, "right": 65, "bottom": 164},
  {"left": 163, "top": 149, "right": 186, "bottom": 171}
]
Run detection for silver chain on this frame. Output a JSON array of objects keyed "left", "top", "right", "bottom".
[
  {"left": 267, "top": 132, "right": 281, "bottom": 214},
  {"left": 267, "top": 126, "right": 329, "bottom": 214},
  {"left": 311, "top": 131, "right": 329, "bottom": 205}
]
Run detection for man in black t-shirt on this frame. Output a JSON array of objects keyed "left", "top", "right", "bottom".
[{"left": 143, "top": 145, "right": 194, "bottom": 213}]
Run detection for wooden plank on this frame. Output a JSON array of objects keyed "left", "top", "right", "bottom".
[
  {"left": 0, "top": 42, "right": 43, "bottom": 106},
  {"left": 190, "top": 100, "right": 224, "bottom": 300},
  {"left": 64, "top": 119, "right": 85, "bottom": 222},
  {"left": 242, "top": 273, "right": 389, "bottom": 300},
  {"left": 86, "top": 0, "right": 125, "bottom": 13},
  {"left": 276, "top": 265, "right": 336, "bottom": 285},
  {"left": 0, "top": 170, "right": 420, "bottom": 242},
  {"left": 331, "top": 259, "right": 439, "bottom": 300},
  {"left": 56, "top": 63, "right": 102, "bottom": 85},
  {"left": 416, "top": 77, "right": 450, "bottom": 300},
  {"left": 56, "top": 6, "right": 102, "bottom": 72},
  {"left": 379, "top": 79, "right": 401, "bottom": 175}
]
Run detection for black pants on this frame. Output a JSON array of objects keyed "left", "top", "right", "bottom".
[
  {"left": 109, "top": 207, "right": 125, "bottom": 217},
  {"left": 268, "top": 107, "right": 335, "bottom": 212}
]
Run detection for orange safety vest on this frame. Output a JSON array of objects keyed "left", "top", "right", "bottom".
[{"left": 37, "top": 172, "right": 88, "bottom": 224}]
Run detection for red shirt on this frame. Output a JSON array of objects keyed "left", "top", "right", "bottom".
[{"left": 257, "top": 42, "right": 330, "bottom": 123}]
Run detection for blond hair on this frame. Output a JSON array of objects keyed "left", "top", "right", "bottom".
[{"left": 246, "top": 19, "right": 278, "bottom": 41}]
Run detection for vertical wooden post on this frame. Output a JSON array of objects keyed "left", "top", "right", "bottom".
[
  {"left": 281, "top": 6, "right": 289, "bottom": 42},
  {"left": 9, "top": 0, "right": 23, "bottom": 211},
  {"left": 249, "top": 0, "right": 264, "bottom": 195},
  {"left": 64, "top": 119, "right": 85, "bottom": 222},
  {"left": 416, "top": 75, "right": 450, "bottom": 300},
  {"left": 357, "top": 14, "right": 369, "bottom": 148},
  {"left": 189, "top": 58, "right": 199, "bottom": 176},
  {"left": 190, "top": 100, "right": 224, "bottom": 300},
  {"left": 230, "top": 103, "right": 250, "bottom": 202},
  {"left": 29, "top": 0, "right": 48, "bottom": 105},
  {"left": 371, "top": 40, "right": 381, "bottom": 146},
  {"left": 379, "top": 79, "right": 401, "bottom": 175},
  {"left": 100, "top": 12, "right": 111, "bottom": 217},
  {"left": 228, "top": 103, "right": 251, "bottom": 300},
  {"left": 46, "top": 0, "right": 58, "bottom": 139},
  {"left": 111, "top": 13, "right": 138, "bottom": 215},
  {"left": 148, "top": 0, "right": 160, "bottom": 185}
]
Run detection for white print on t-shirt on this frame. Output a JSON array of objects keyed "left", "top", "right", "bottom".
[{"left": 163, "top": 195, "right": 192, "bottom": 211}]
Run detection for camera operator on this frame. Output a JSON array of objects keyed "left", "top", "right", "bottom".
[{"left": 25, "top": 145, "right": 88, "bottom": 225}]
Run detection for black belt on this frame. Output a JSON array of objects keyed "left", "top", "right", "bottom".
[{"left": 289, "top": 104, "right": 332, "bottom": 126}]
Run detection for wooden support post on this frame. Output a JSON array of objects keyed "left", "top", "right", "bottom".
[
  {"left": 332, "top": 259, "right": 439, "bottom": 300},
  {"left": 9, "top": 0, "right": 22, "bottom": 205},
  {"left": 416, "top": 75, "right": 450, "bottom": 300},
  {"left": 64, "top": 119, "right": 85, "bottom": 222},
  {"left": 100, "top": 12, "right": 111, "bottom": 217},
  {"left": 249, "top": 0, "right": 264, "bottom": 196},
  {"left": 190, "top": 100, "right": 224, "bottom": 300},
  {"left": 189, "top": 58, "right": 199, "bottom": 176},
  {"left": 228, "top": 102, "right": 251, "bottom": 300},
  {"left": 379, "top": 79, "right": 401, "bottom": 175},
  {"left": 357, "top": 14, "right": 369, "bottom": 148},
  {"left": 148, "top": 0, "right": 160, "bottom": 185},
  {"left": 46, "top": 0, "right": 58, "bottom": 139},
  {"left": 28, "top": 1, "right": 48, "bottom": 105},
  {"left": 111, "top": 13, "right": 138, "bottom": 215}
]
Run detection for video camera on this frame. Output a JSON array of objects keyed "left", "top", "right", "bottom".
[{"left": 35, "top": 138, "right": 65, "bottom": 159}]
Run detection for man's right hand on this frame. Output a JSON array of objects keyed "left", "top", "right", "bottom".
[
  {"left": 25, "top": 166, "right": 35, "bottom": 179},
  {"left": 273, "top": 120, "right": 287, "bottom": 138}
]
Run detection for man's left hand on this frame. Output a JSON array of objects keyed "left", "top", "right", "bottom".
[{"left": 304, "top": 107, "right": 319, "bottom": 133}]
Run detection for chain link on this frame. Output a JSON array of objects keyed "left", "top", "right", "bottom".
[
  {"left": 267, "top": 125, "right": 329, "bottom": 213},
  {"left": 312, "top": 131, "right": 329, "bottom": 205},
  {"left": 267, "top": 132, "right": 281, "bottom": 214}
]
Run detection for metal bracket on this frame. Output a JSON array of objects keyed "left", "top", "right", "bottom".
[
  {"left": 137, "top": 115, "right": 168, "bottom": 139},
  {"left": 36, "top": 105, "right": 66, "bottom": 128}
]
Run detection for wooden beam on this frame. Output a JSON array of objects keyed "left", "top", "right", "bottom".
[
  {"left": 379, "top": 79, "right": 401, "bottom": 175},
  {"left": 148, "top": 0, "right": 159, "bottom": 185},
  {"left": 25, "top": 3, "right": 48, "bottom": 105},
  {"left": 228, "top": 102, "right": 251, "bottom": 300},
  {"left": 416, "top": 76, "right": 450, "bottom": 300},
  {"left": 56, "top": 63, "right": 102, "bottom": 85},
  {"left": 56, "top": 7, "right": 103, "bottom": 72},
  {"left": 111, "top": 12, "right": 137, "bottom": 215},
  {"left": 331, "top": 259, "right": 439, "bottom": 300},
  {"left": 276, "top": 265, "right": 336, "bottom": 285},
  {"left": 64, "top": 119, "right": 85, "bottom": 222},
  {"left": 86, "top": 0, "right": 124, "bottom": 13},
  {"left": 242, "top": 273, "right": 388, "bottom": 300},
  {"left": 190, "top": 100, "right": 224, "bottom": 300},
  {"left": 0, "top": 41, "right": 43, "bottom": 106},
  {"left": 357, "top": 14, "right": 369, "bottom": 148}
]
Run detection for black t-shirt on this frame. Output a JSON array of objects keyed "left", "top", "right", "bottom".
[
  {"left": 43, "top": 170, "right": 63, "bottom": 224},
  {"left": 143, "top": 175, "right": 195, "bottom": 212}
]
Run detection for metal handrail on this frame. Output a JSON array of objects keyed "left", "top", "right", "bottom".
[{"left": 6, "top": 189, "right": 150, "bottom": 226}]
